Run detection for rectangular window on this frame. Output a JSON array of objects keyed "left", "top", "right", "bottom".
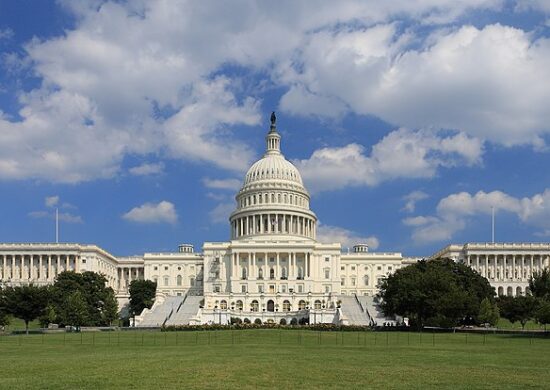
[
  {"left": 341, "top": 278, "right": 345, "bottom": 286},
  {"left": 241, "top": 285, "right": 246, "bottom": 293},
  {"left": 325, "top": 285, "right": 331, "bottom": 293},
  {"left": 258, "top": 285, "right": 264, "bottom": 293},
  {"left": 298, "top": 284, "right": 303, "bottom": 293},
  {"left": 341, "top": 266, "right": 345, "bottom": 270},
  {"left": 214, "top": 285, "right": 221, "bottom": 293},
  {"left": 351, "top": 266, "right": 355, "bottom": 271},
  {"left": 281, "top": 284, "right": 287, "bottom": 293},
  {"left": 351, "top": 278, "right": 356, "bottom": 286},
  {"left": 82, "top": 259, "right": 86, "bottom": 264},
  {"left": 325, "top": 257, "right": 330, "bottom": 262}
]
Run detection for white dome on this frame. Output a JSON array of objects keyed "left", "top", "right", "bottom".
[{"left": 244, "top": 154, "right": 304, "bottom": 187}]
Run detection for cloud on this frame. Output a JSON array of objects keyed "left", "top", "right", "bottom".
[
  {"left": 0, "top": 1, "right": 515, "bottom": 183},
  {"left": 317, "top": 223, "right": 379, "bottom": 250},
  {"left": 208, "top": 202, "right": 234, "bottom": 224},
  {"left": 402, "top": 191, "right": 429, "bottom": 213},
  {"left": 0, "top": 28, "right": 13, "bottom": 41},
  {"left": 279, "top": 23, "right": 550, "bottom": 147},
  {"left": 122, "top": 201, "right": 178, "bottom": 224},
  {"left": 405, "top": 189, "right": 550, "bottom": 244},
  {"left": 295, "top": 128, "right": 482, "bottom": 193},
  {"left": 45, "top": 195, "right": 60, "bottom": 208},
  {"left": 129, "top": 162, "right": 164, "bottom": 176},
  {"left": 202, "top": 177, "right": 242, "bottom": 191}
]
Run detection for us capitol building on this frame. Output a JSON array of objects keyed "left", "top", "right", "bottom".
[{"left": 1, "top": 114, "right": 549, "bottom": 326}]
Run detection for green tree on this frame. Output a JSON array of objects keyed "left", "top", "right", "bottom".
[
  {"left": 498, "top": 295, "right": 537, "bottom": 330},
  {"left": 129, "top": 280, "right": 157, "bottom": 318},
  {"left": 529, "top": 269, "right": 550, "bottom": 300},
  {"left": 378, "top": 258, "right": 495, "bottom": 329},
  {"left": 101, "top": 288, "right": 119, "bottom": 326},
  {"left": 534, "top": 300, "right": 550, "bottom": 331},
  {"left": 61, "top": 290, "right": 88, "bottom": 331},
  {"left": 478, "top": 297, "right": 500, "bottom": 326},
  {"left": 39, "top": 304, "right": 57, "bottom": 328},
  {"left": 0, "top": 286, "right": 11, "bottom": 329},
  {"left": 51, "top": 271, "right": 117, "bottom": 326},
  {"left": 4, "top": 285, "right": 49, "bottom": 334}
]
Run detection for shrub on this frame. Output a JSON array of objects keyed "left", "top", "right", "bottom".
[
  {"left": 290, "top": 318, "right": 298, "bottom": 326},
  {"left": 254, "top": 318, "right": 262, "bottom": 325},
  {"left": 279, "top": 318, "right": 287, "bottom": 325},
  {"left": 243, "top": 318, "right": 251, "bottom": 324}
]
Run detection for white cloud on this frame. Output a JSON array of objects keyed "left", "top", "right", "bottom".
[
  {"left": 0, "top": 1, "right": 513, "bottom": 183},
  {"left": 45, "top": 195, "right": 59, "bottom": 208},
  {"left": 202, "top": 177, "right": 242, "bottom": 191},
  {"left": 129, "top": 162, "right": 164, "bottom": 176},
  {"left": 402, "top": 191, "right": 429, "bottom": 213},
  {"left": 295, "top": 128, "right": 482, "bottom": 193},
  {"left": 279, "top": 23, "right": 550, "bottom": 147},
  {"left": 405, "top": 189, "right": 550, "bottom": 244},
  {"left": 317, "top": 223, "right": 379, "bottom": 250},
  {"left": 0, "top": 28, "right": 13, "bottom": 41},
  {"left": 208, "top": 202, "right": 234, "bottom": 224},
  {"left": 122, "top": 201, "right": 178, "bottom": 224}
]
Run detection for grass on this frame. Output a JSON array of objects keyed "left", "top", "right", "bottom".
[{"left": 0, "top": 329, "right": 549, "bottom": 389}]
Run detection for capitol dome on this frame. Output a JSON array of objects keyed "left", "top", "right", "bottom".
[{"left": 229, "top": 112, "right": 317, "bottom": 241}]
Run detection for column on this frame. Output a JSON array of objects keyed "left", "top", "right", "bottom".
[
  {"left": 530, "top": 255, "right": 534, "bottom": 279},
  {"left": 11, "top": 255, "right": 15, "bottom": 280},
  {"left": 276, "top": 252, "right": 280, "bottom": 279},
  {"left": 1, "top": 255, "right": 4, "bottom": 280}
]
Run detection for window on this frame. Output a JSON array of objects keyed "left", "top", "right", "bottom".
[
  {"left": 351, "top": 278, "right": 356, "bottom": 286},
  {"left": 281, "top": 267, "right": 287, "bottom": 279},
  {"left": 269, "top": 285, "right": 275, "bottom": 294},
  {"left": 241, "top": 285, "right": 247, "bottom": 293},
  {"left": 236, "top": 300, "right": 243, "bottom": 310},
  {"left": 325, "top": 257, "right": 330, "bottom": 262},
  {"left": 282, "top": 300, "right": 291, "bottom": 312},
  {"left": 258, "top": 284, "right": 264, "bottom": 293},
  {"left": 324, "top": 268, "right": 330, "bottom": 279},
  {"left": 325, "top": 285, "right": 331, "bottom": 293},
  {"left": 82, "top": 259, "right": 87, "bottom": 264},
  {"left": 351, "top": 266, "right": 355, "bottom": 271},
  {"left": 341, "top": 278, "right": 345, "bottom": 286},
  {"left": 388, "top": 266, "right": 392, "bottom": 271},
  {"left": 177, "top": 266, "right": 181, "bottom": 271},
  {"left": 176, "top": 275, "right": 182, "bottom": 286},
  {"left": 251, "top": 300, "right": 259, "bottom": 312},
  {"left": 220, "top": 300, "right": 227, "bottom": 310},
  {"left": 214, "top": 285, "right": 221, "bottom": 293},
  {"left": 165, "top": 266, "right": 168, "bottom": 271},
  {"left": 281, "top": 284, "right": 287, "bottom": 293},
  {"left": 341, "top": 266, "right": 345, "bottom": 271},
  {"left": 377, "top": 266, "right": 382, "bottom": 271},
  {"left": 258, "top": 267, "right": 263, "bottom": 279},
  {"left": 298, "top": 284, "right": 303, "bottom": 293},
  {"left": 190, "top": 277, "right": 195, "bottom": 287},
  {"left": 314, "top": 300, "right": 322, "bottom": 309},
  {"left": 298, "top": 300, "right": 306, "bottom": 310},
  {"left": 242, "top": 267, "right": 247, "bottom": 279},
  {"left": 154, "top": 266, "right": 158, "bottom": 271},
  {"left": 164, "top": 276, "right": 169, "bottom": 286},
  {"left": 364, "top": 275, "right": 369, "bottom": 286},
  {"left": 270, "top": 268, "right": 275, "bottom": 280}
]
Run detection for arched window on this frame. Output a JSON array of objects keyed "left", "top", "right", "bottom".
[
  {"left": 271, "top": 194, "right": 275, "bottom": 203},
  {"left": 507, "top": 286, "right": 513, "bottom": 296},
  {"left": 251, "top": 300, "right": 259, "bottom": 312},
  {"left": 282, "top": 300, "right": 291, "bottom": 312},
  {"left": 164, "top": 276, "right": 169, "bottom": 286},
  {"left": 242, "top": 267, "right": 247, "bottom": 279},
  {"left": 297, "top": 267, "right": 304, "bottom": 280},
  {"left": 364, "top": 275, "right": 369, "bottom": 286},
  {"left": 278, "top": 194, "right": 281, "bottom": 203},
  {"left": 258, "top": 267, "right": 263, "bottom": 279},
  {"left": 497, "top": 286, "right": 504, "bottom": 296},
  {"left": 270, "top": 267, "right": 275, "bottom": 280},
  {"left": 190, "top": 277, "right": 195, "bottom": 287},
  {"left": 220, "top": 300, "right": 228, "bottom": 310},
  {"left": 314, "top": 300, "right": 322, "bottom": 309},
  {"left": 281, "top": 267, "right": 287, "bottom": 279},
  {"left": 516, "top": 286, "right": 522, "bottom": 296},
  {"left": 236, "top": 300, "right": 243, "bottom": 311},
  {"left": 298, "top": 300, "right": 306, "bottom": 310},
  {"left": 176, "top": 275, "right": 182, "bottom": 286}
]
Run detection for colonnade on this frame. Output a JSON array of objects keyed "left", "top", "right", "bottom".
[
  {"left": 231, "top": 251, "right": 312, "bottom": 281},
  {"left": 117, "top": 267, "right": 144, "bottom": 292},
  {"left": 0, "top": 253, "right": 79, "bottom": 282},
  {"left": 231, "top": 213, "right": 316, "bottom": 239},
  {"left": 467, "top": 254, "right": 549, "bottom": 281}
]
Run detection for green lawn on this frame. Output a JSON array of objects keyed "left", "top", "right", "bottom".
[{"left": 0, "top": 329, "right": 549, "bottom": 389}]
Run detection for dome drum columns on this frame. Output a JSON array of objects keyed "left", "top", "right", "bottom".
[{"left": 231, "top": 213, "right": 316, "bottom": 240}]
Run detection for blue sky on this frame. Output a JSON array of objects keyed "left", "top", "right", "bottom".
[{"left": 1, "top": 1, "right": 550, "bottom": 257}]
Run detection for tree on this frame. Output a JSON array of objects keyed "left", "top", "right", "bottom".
[
  {"left": 4, "top": 285, "right": 49, "bottom": 334},
  {"left": 378, "top": 258, "right": 495, "bottom": 329},
  {"left": 498, "top": 295, "right": 537, "bottom": 330},
  {"left": 39, "top": 304, "right": 57, "bottom": 328},
  {"left": 478, "top": 297, "right": 500, "bottom": 326},
  {"left": 61, "top": 290, "right": 88, "bottom": 331},
  {"left": 129, "top": 280, "right": 157, "bottom": 318},
  {"left": 101, "top": 289, "right": 119, "bottom": 326},
  {"left": 51, "top": 271, "right": 118, "bottom": 326},
  {"left": 529, "top": 269, "right": 550, "bottom": 300},
  {"left": 0, "top": 286, "right": 10, "bottom": 329},
  {"left": 534, "top": 300, "right": 550, "bottom": 331}
]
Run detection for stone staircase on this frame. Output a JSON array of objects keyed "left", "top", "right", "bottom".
[
  {"left": 338, "top": 295, "right": 371, "bottom": 325},
  {"left": 165, "top": 295, "right": 203, "bottom": 326},
  {"left": 137, "top": 296, "right": 184, "bottom": 327}
]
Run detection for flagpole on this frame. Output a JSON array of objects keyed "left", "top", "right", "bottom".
[
  {"left": 491, "top": 206, "right": 495, "bottom": 244},
  {"left": 56, "top": 208, "right": 59, "bottom": 244}
]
